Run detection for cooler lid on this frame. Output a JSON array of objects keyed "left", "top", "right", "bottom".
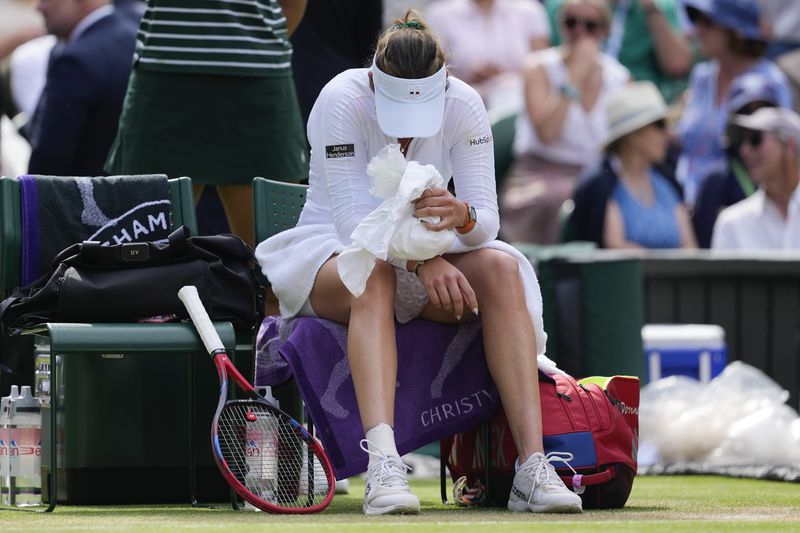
[{"left": 642, "top": 324, "right": 726, "bottom": 349}]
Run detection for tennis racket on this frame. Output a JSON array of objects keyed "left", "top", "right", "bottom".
[{"left": 178, "top": 285, "right": 335, "bottom": 513}]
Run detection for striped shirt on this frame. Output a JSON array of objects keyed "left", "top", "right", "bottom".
[{"left": 135, "top": 0, "right": 292, "bottom": 77}]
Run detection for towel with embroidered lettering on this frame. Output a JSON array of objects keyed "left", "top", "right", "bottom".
[
  {"left": 255, "top": 315, "right": 500, "bottom": 479},
  {"left": 19, "top": 174, "right": 171, "bottom": 285}
]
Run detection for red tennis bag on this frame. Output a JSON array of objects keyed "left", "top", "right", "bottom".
[{"left": 441, "top": 372, "right": 639, "bottom": 509}]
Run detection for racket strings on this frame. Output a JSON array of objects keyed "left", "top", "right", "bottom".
[{"left": 217, "top": 402, "right": 332, "bottom": 508}]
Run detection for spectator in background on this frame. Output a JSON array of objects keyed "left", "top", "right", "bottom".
[
  {"left": 756, "top": 0, "right": 800, "bottom": 60},
  {"left": 7, "top": 33, "right": 55, "bottom": 122},
  {"left": 26, "top": 0, "right": 138, "bottom": 176},
  {"left": 0, "top": 21, "right": 43, "bottom": 61},
  {"left": 712, "top": 107, "right": 800, "bottom": 250},
  {"left": 425, "top": 0, "right": 550, "bottom": 114},
  {"left": 692, "top": 73, "right": 781, "bottom": 247},
  {"left": 291, "top": 0, "right": 383, "bottom": 128},
  {"left": 545, "top": 0, "right": 691, "bottom": 104},
  {"left": 0, "top": 69, "right": 5, "bottom": 175},
  {"left": 0, "top": 0, "right": 45, "bottom": 171},
  {"left": 114, "top": 0, "right": 144, "bottom": 21},
  {"left": 757, "top": 0, "right": 800, "bottom": 113},
  {"left": 569, "top": 81, "right": 695, "bottom": 248},
  {"left": 776, "top": 57, "right": 800, "bottom": 116},
  {"left": 106, "top": 0, "right": 308, "bottom": 247},
  {"left": 675, "top": 0, "right": 791, "bottom": 206},
  {"left": 501, "top": 0, "right": 628, "bottom": 244}
]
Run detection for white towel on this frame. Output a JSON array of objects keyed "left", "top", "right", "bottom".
[{"left": 337, "top": 144, "right": 455, "bottom": 297}]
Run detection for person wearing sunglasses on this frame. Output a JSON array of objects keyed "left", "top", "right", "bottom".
[
  {"left": 691, "top": 73, "right": 782, "bottom": 248},
  {"left": 501, "top": 0, "right": 630, "bottom": 244},
  {"left": 711, "top": 107, "right": 800, "bottom": 250},
  {"left": 568, "top": 81, "right": 696, "bottom": 248},
  {"left": 545, "top": 0, "right": 692, "bottom": 104},
  {"left": 257, "top": 9, "right": 584, "bottom": 516},
  {"left": 675, "top": 0, "right": 792, "bottom": 207}
]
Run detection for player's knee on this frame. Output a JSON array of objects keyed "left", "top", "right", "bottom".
[{"left": 476, "top": 249, "right": 519, "bottom": 282}]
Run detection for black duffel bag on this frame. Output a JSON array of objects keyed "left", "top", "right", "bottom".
[{"left": 0, "top": 226, "right": 263, "bottom": 334}]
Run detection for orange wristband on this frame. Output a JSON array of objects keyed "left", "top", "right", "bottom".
[{"left": 456, "top": 202, "right": 476, "bottom": 234}]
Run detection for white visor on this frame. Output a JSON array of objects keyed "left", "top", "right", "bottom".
[{"left": 371, "top": 59, "right": 446, "bottom": 138}]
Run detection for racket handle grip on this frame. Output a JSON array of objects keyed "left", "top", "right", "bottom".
[{"left": 178, "top": 285, "right": 225, "bottom": 354}]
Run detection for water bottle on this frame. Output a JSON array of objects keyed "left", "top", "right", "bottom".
[
  {"left": 243, "top": 428, "right": 263, "bottom": 512},
  {"left": 261, "top": 412, "right": 278, "bottom": 502},
  {"left": 10, "top": 386, "right": 42, "bottom": 507},
  {"left": 0, "top": 386, "right": 20, "bottom": 506},
  {"left": 243, "top": 410, "right": 277, "bottom": 510},
  {"left": 34, "top": 351, "right": 51, "bottom": 405}
]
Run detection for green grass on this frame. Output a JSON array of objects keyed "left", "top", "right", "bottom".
[{"left": 2, "top": 476, "right": 800, "bottom": 532}]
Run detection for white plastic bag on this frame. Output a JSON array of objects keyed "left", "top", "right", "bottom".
[
  {"left": 338, "top": 144, "right": 455, "bottom": 297},
  {"left": 639, "top": 361, "right": 800, "bottom": 466},
  {"left": 639, "top": 376, "right": 706, "bottom": 463},
  {"left": 709, "top": 403, "right": 800, "bottom": 466}
]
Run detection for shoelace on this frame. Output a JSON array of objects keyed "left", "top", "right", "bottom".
[
  {"left": 359, "top": 439, "right": 412, "bottom": 490},
  {"left": 520, "top": 451, "right": 577, "bottom": 505}
]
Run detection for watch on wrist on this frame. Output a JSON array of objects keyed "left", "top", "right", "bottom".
[
  {"left": 413, "top": 259, "right": 425, "bottom": 276},
  {"left": 456, "top": 202, "right": 477, "bottom": 234}
]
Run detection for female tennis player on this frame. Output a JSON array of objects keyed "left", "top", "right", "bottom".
[{"left": 256, "top": 9, "right": 583, "bottom": 516}]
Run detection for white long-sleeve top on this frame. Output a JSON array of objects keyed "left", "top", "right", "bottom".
[
  {"left": 299, "top": 68, "right": 499, "bottom": 248},
  {"left": 256, "top": 68, "right": 549, "bottom": 355}
]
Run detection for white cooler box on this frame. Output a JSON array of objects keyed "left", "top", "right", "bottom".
[{"left": 642, "top": 324, "right": 728, "bottom": 383}]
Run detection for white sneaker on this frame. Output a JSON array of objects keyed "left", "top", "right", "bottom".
[
  {"left": 507, "top": 452, "right": 583, "bottom": 514},
  {"left": 360, "top": 439, "right": 421, "bottom": 515}
]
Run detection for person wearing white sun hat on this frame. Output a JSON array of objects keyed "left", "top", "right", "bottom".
[
  {"left": 256, "top": 8, "right": 583, "bottom": 517},
  {"left": 569, "top": 81, "right": 697, "bottom": 248}
]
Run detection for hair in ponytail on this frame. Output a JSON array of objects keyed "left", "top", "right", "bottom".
[{"left": 373, "top": 9, "right": 446, "bottom": 79}]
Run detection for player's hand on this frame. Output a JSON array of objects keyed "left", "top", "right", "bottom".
[
  {"left": 413, "top": 188, "right": 468, "bottom": 231},
  {"left": 416, "top": 256, "right": 478, "bottom": 320}
]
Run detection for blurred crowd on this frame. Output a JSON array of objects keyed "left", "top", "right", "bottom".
[{"left": 0, "top": 0, "right": 798, "bottom": 251}]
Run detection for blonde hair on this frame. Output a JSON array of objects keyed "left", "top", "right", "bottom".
[
  {"left": 558, "top": 0, "right": 612, "bottom": 34},
  {"left": 373, "top": 9, "right": 446, "bottom": 78}
]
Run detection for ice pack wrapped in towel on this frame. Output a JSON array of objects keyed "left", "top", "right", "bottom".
[{"left": 338, "top": 144, "right": 455, "bottom": 297}]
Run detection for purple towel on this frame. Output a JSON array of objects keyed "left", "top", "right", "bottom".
[{"left": 255, "top": 316, "right": 500, "bottom": 479}]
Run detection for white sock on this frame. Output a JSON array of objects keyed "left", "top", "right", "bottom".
[
  {"left": 516, "top": 452, "right": 543, "bottom": 472},
  {"left": 365, "top": 423, "right": 399, "bottom": 467}
]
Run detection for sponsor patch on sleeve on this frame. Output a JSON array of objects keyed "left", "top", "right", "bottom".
[
  {"left": 467, "top": 134, "right": 493, "bottom": 147},
  {"left": 325, "top": 143, "right": 356, "bottom": 158}
]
